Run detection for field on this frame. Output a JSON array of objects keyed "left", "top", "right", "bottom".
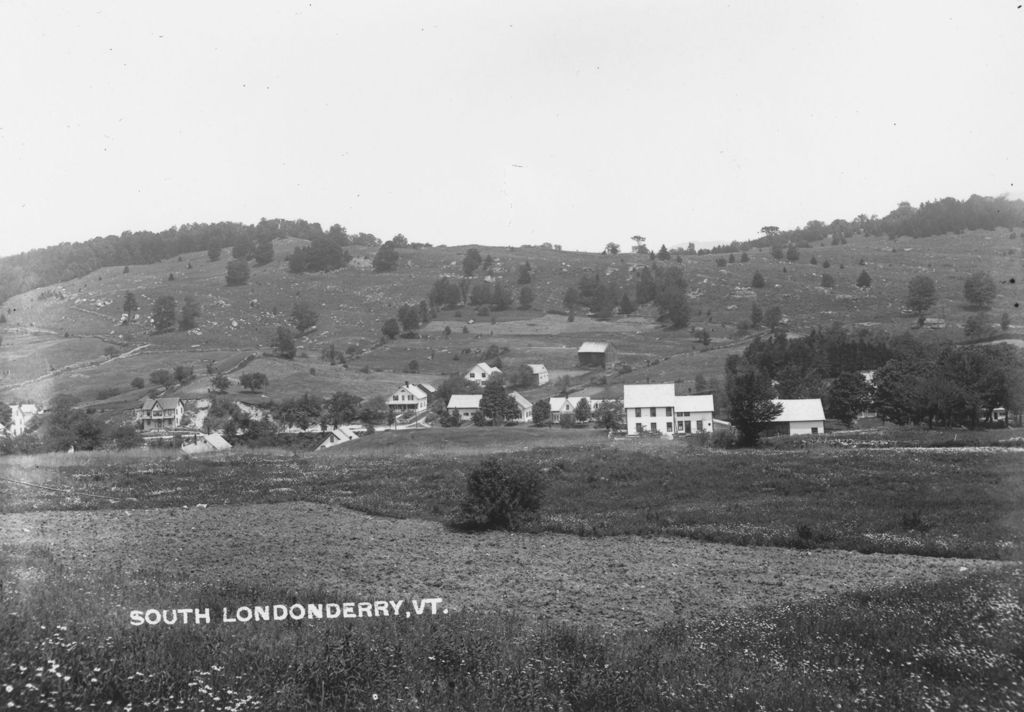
[{"left": 1, "top": 437, "right": 1023, "bottom": 709}]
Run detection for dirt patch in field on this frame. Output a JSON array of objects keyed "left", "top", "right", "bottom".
[{"left": 1, "top": 502, "right": 1006, "bottom": 630}]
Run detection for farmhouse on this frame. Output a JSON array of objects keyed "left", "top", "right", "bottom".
[
  {"left": 548, "top": 396, "right": 606, "bottom": 423},
  {"left": 524, "top": 364, "right": 549, "bottom": 386},
  {"left": 386, "top": 382, "right": 436, "bottom": 415},
  {"left": 465, "top": 362, "right": 501, "bottom": 383},
  {"left": 507, "top": 391, "right": 533, "bottom": 422},
  {"left": 577, "top": 342, "right": 616, "bottom": 369},
  {"left": 139, "top": 397, "right": 185, "bottom": 431},
  {"left": 765, "top": 399, "right": 826, "bottom": 436},
  {"left": 623, "top": 383, "right": 714, "bottom": 436},
  {"left": 315, "top": 425, "right": 360, "bottom": 450},
  {"left": 6, "top": 403, "right": 39, "bottom": 437}
]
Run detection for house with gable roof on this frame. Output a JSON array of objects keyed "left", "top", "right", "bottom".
[
  {"left": 386, "top": 381, "right": 436, "bottom": 416},
  {"left": 465, "top": 362, "right": 501, "bottom": 383},
  {"left": 139, "top": 397, "right": 185, "bottom": 430},
  {"left": 765, "top": 399, "right": 826, "bottom": 436},
  {"left": 623, "top": 383, "right": 715, "bottom": 436},
  {"left": 577, "top": 342, "right": 616, "bottom": 369}
]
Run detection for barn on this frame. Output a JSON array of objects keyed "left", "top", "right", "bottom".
[{"left": 577, "top": 342, "right": 616, "bottom": 369}]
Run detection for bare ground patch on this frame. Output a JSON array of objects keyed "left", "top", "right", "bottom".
[{"left": 0, "top": 502, "right": 1005, "bottom": 630}]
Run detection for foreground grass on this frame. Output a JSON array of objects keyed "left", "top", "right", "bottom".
[
  {"left": 4, "top": 439, "right": 1021, "bottom": 560},
  {"left": 1, "top": 543, "right": 1021, "bottom": 711}
]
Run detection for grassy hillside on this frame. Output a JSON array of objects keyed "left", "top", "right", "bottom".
[{"left": 0, "top": 228, "right": 1019, "bottom": 415}]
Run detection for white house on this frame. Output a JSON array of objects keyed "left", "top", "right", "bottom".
[
  {"left": 447, "top": 394, "right": 482, "bottom": 421},
  {"left": 6, "top": 404, "right": 38, "bottom": 437},
  {"left": 623, "top": 383, "right": 714, "bottom": 436},
  {"left": 767, "top": 399, "right": 826, "bottom": 435},
  {"left": 387, "top": 382, "right": 435, "bottom": 415},
  {"left": 139, "top": 397, "right": 185, "bottom": 431},
  {"left": 525, "top": 364, "right": 549, "bottom": 386},
  {"left": 316, "top": 425, "right": 360, "bottom": 450},
  {"left": 447, "top": 391, "right": 532, "bottom": 423},
  {"left": 548, "top": 396, "right": 606, "bottom": 423},
  {"left": 465, "top": 362, "right": 501, "bottom": 383}
]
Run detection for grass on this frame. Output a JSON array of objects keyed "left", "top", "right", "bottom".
[
  {"left": 2, "top": 435, "right": 1022, "bottom": 560},
  {"left": 1, "top": 542, "right": 1021, "bottom": 711}
]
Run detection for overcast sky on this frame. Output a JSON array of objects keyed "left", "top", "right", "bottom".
[{"left": 1, "top": 1, "right": 1021, "bottom": 257}]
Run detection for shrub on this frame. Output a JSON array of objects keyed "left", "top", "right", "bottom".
[{"left": 452, "top": 457, "right": 544, "bottom": 531}]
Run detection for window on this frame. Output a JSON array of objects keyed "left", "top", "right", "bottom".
[
  {"left": 696, "top": 421, "right": 704, "bottom": 432},
  {"left": 650, "top": 407, "right": 656, "bottom": 417},
  {"left": 635, "top": 408, "right": 641, "bottom": 417},
  {"left": 651, "top": 423, "right": 659, "bottom": 432},
  {"left": 666, "top": 422, "right": 673, "bottom": 432},
  {"left": 683, "top": 412, "right": 690, "bottom": 417},
  {"left": 665, "top": 407, "right": 673, "bottom": 417},
  {"left": 811, "top": 427, "right": 819, "bottom": 434},
  {"left": 635, "top": 423, "right": 643, "bottom": 433},
  {"left": 684, "top": 421, "right": 692, "bottom": 434}
]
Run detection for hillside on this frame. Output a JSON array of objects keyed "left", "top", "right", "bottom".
[{"left": 0, "top": 227, "right": 1019, "bottom": 421}]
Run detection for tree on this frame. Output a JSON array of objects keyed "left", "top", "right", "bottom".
[
  {"left": 604, "top": 242, "right": 620, "bottom": 255},
  {"left": 856, "top": 270, "right": 872, "bottom": 288},
  {"left": 531, "top": 398, "right": 551, "bottom": 426},
  {"left": 211, "top": 374, "right": 230, "bottom": 393},
  {"left": 821, "top": 273, "right": 835, "bottom": 289},
  {"left": 225, "top": 259, "right": 250, "bottom": 286},
  {"left": 785, "top": 246, "right": 800, "bottom": 261},
  {"left": 480, "top": 376, "right": 513, "bottom": 424},
  {"left": 178, "top": 296, "right": 201, "bottom": 331},
  {"left": 151, "top": 296, "right": 176, "bottom": 333},
  {"left": 563, "top": 286, "right": 580, "bottom": 311},
  {"left": 130, "top": 377, "right": 145, "bottom": 389},
  {"left": 516, "top": 261, "right": 533, "bottom": 285},
  {"left": 519, "top": 286, "right": 535, "bottom": 310},
  {"left": 239, "top": 372, "right": 268, "bottom": 392},
  {"left": 726, "top": 367, "right": 783, "bottom": 446},
  {"left": 454, "top": 457, "right": 544, "bottom": 531},
  {"left": 382, "top": 318, "right": 400, "bottom": 340},
  {"left": 906, "top": 275, "right": 937, "bottom": 317},
  {"left": 656, "top": 244, "right": 670, "bottom": 260},
  {"left": 573, "top": 397, "right": 591, "bottom": 423},
  {"left": 173, "top": 365, "right": 194, "bottom": 385},
  {"left": 963, "top": 271, "right": 997, "bottom": 310},
  {"left": 253, "top": 238, "right": 274, "bottom": 266},
  {"left": 593, "top": 400, "right": 625, "bottom": 430},
  {"left": 462, "top": 248, "right": 483, "bottom": 276},
  {"left": 740, "top": 251, "right": 750, "bottom": 263},
  {"left": 325, "top": 391, "right": 362, "bottom": 426},
  {"left": 207, "top": 245, "right": 222, "bottom": 261},
  {"left": 963, "top": 314, "right": 992, "bottom": 340},
  {"left": 764, "top": 306, "right": 783, "bottom": 329},
  {"left": 291, "top": 301, "right": 319, "bottom": 332},
  {"left": 391, "top": 233, "right": 409, "bottom": 247},
  {"left": 750, "top": 302, "right": 763, "bottom": 328},
  {"left": 122, "top": 291, "right": 138, "bottom": 318},
  {"left": 770, "top": 245, "right": 785, "bottom": 260},
  {"left": 630, "top": 235, "right": 647, "bottom": 253},
  {"left": 619, "top": 292, "right": 635, "bottom": 315},
  {"left": 372, "top": 242, "right": 400, "bottom": 272},
  {"left": 825, "top": 372, "right": 874, "bottom": 427},
  {"left": 149, "top": 369, "right": 174, "bottom": 387},
  {"left": 273, "top": 326, "right": 296, "bottom": 359},
  {"left": 751, "top": 271, "right": 765, "bottom": 289}
]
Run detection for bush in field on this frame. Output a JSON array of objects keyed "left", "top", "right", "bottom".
[{"left": 453, "top": 457, "right": 543, "bottom": 531}]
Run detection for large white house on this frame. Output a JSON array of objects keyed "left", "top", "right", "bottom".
[
  {"left": 767, "top": 399, "right": 826, "bottom": 435},
  {"left": 465, "top": 362, "right": 501, "bottom": 383},
  {"left": 139, "top": 397, "right": 185, "bottom": 430},
  {"left": 623, "top": 383, "right": 714, "bottom": 436},
  {"left": 386, "top": 382, "right": 436, "bottom": 415}
]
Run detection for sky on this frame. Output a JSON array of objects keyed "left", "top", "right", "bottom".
[{"left": 0, "top": 1, "right": 1021, "bottom": 257}]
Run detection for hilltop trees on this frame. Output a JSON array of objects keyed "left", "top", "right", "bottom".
[
  {"left": 287, "top": 237, "right": 352, "bottom": 273},
  {"left": 372, "top": 241, "right": 400, "bottom": 272},
  {"left": 604, "top": 242, "right": 620, "bottom": 255},
  {"left": 963, "top": 271, "right": 997, "bottom": 309},
  {"left": 462, "top": 248, "right": 483, "bottom": 276},
  {"left": 253, "top": 237, "right": 274, "bottom": 266},
  {"left": 225, "top": 259, "right": 250, "bottom": 286},
  {"left": 906, "top": 275, "right": 937, "bottom": 317},
  {"left": 151, "top": 296, "right": 177, "bottom": 333}
]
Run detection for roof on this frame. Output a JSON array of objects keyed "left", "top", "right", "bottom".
[
  {"left": 468, "top": 362, "right": 501, "bottom": 375},
  {"left": 772, "top": 399, "right": 826, "bottom": 423},
  {"left": 674, "top": 395, "right": 715, "bottom": 413},
  {"left": 203, "top": 433, "right": 232, "bottom": 450},
  {"left": 622, "top": 383, "right": 676, "bottom": 408},
  {"left": 141, "top": 397, "right": 183, "bottom": 411},
  {"left": 526, "top": 364, "right": 548, "bottom": 374},
  {"left": 418, "top": 383, "right": 437, "bottom": 394},
  {"left": 316, "top": 426, "right": 360, "bottom": 449},
  {"left": 395, "top": 384, "right": 429, "bottom": 400},
  {"left": 508, "top": 391, "right": 532, "bottom": 410},
  {"left": 447, "top": 394, "right": 482, "bottom": 409},
  {"left": 549, "top": 396, "right": 604, "bottom": 412},
  {"left": 578, "top": 341, "right": 611, "bottom": 354}
]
